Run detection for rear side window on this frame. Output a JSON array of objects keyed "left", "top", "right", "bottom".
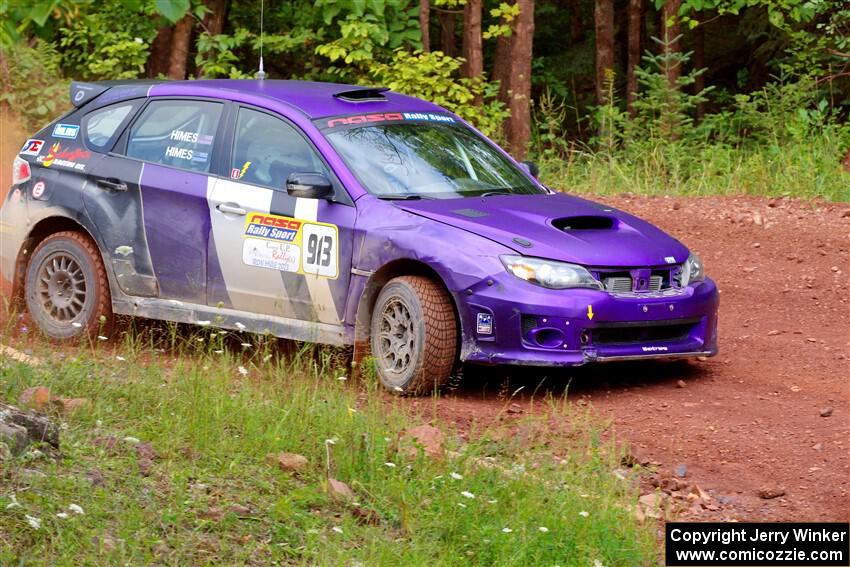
[
  {"left": 127, "top": 100, "right": 222, "bottom": 173},
  {"left": 84, "top": 103, "right": 135, "bottom": 151}
]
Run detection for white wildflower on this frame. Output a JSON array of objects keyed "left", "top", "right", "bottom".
[
  {"left": 25, "top": 515, "right": 41, "bottom": 529},
  {"left": 6, "top": 494, "right": 20, "bottom": 509},
  {"left": 393, "top": 386, "right": 403, "bottom": 392},
  {"left": 458, "top": 502, "right": 467, "bottom": 508},
  {"left": 384, "top": 462, "right": 396, "bottom": 468},
  {"left": 97, "top": 335, "right": 108, "bottom": 341},
  {"left": 593, "top": 561, "right": 605, "bottom": 567},
  {"left": 235, "top": 322, "right": 246, "bottom": 331},
  {"left": 134, "top": 37, "right": 143, "bottom": 44},
  {"left": 237, "top": 366, "right": 248, "bottom": 376},
  {"left": 263, "top": 354, "right": 272, "bottom": 362},
  {"left": 461, "top": 491, "right": 475, "bottom": 499},
  {"left": 116, "top": 355, "right": 126, "bottom": 361},
  {"left": 487, "top": 499, "right": 498, "bottom": 504},
  {"left": 123, "top": 436, "right": 140, "bottom": 444},
  {"left": 450, "top": 472, "right": 463, "bottom": 480},
  {"left": 502, "top": 527, "right": 512, "bottom": 533},
  {"left": 331, "top": 526, "right": 343, "bottom": 534},
  {"left": 325, "top": 438, "right": 337, "bottom": 445},
  {"left": 538, "top": 526, "right": 549, "bottom": 533},
  {"left": 214, "top": 350, "right": 224, "bottom": 354},
  {"left": 68, "top": 504, "right": 85, "bottom": 515},
  {"left": 241, "top": 342, "right": 251, "bottom": 348},
  {"left": 56, "top": 512, "right": 69, "bottom": 519},
  {"left": 196, "top": 320, "right": 211, "bottom": 326},
  {"left": 579, "top": 510, "right": 589, "bottom": 517},
  {"left": 337, "top": 376, "right": 347, "bottom": 381},
  {"left": 196, "top": 337, "right": 204, "bottom": 343}
]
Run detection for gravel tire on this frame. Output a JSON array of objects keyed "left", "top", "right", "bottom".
[
  {"left": 25, "top": 231, "right": 112, "bottom": 340},
  {"left": 370, "top": 275, "right": 457, "bottom": 395}
]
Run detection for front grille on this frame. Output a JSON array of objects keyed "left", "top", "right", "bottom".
[
  {"left": 591, "top": 319, "right": 698, "bottom": 345},
  {"left": 603, "top": 275, "right": 663, "bottom": 293}
]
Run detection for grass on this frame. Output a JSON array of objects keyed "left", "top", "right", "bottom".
[
  {"left": 0, "top": 325, "right": 657, "bottom": 566},
  {"left": 538, "top": 133, "right": 850, "bottom": 202}
]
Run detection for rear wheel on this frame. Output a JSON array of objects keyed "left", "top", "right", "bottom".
[
  {"left": 370, "top": 275, "right": 457, "bottom": 395},
  {"left": 25, "top": 231, "right": 112, "bottom": 340}
]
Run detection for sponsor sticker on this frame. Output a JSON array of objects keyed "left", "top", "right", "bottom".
[
  {"left": 325, "top": 112, "right": 456, "bottom": 129},
  {"left": 31, "top": 181, "right": 46, "bottom": 199},
  {"left": 52, "top": 123, "right": 79, "bottom": 139},
  {"left": 20, "top": 139, "right": 44, "bottom": 156},
  {"left": 243, "top": 238, "right": 301, "bottom": 273},
  {"left": 665, "top": 256, "right": 676, "bottom": 264},
  {"left": 641, "top": 346, "right": 669, "bottom": 352},
  {"left": 231, "top": 161, "right": 251, "bottom": 179},
  {"left": 39, "top": 143, "right": 91, "bottom": 171},
  {"left": 476, "top": 313, "right": 493, "bottom": 335},
  {"left": 242, "top": 212, "right": 339, "bottom": 278}
]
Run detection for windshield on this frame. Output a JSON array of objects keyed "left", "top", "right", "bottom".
[{"left": 322, "top": 120, "right": 544, "bottom": 199}]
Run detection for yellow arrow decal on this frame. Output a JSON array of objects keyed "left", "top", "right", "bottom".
[{"left": 587, "top": 305, "right": 594, "bottom": 320}]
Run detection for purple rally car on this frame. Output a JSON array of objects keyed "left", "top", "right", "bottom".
[{"left": 1, "top": 80, "right": 718, "bottom": 393}]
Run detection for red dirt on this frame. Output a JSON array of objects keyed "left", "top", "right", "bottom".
[{"left": 426, "top": 194, "right": 850, "bottom": 522}]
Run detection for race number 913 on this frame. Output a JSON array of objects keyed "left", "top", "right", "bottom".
[{"left": 302, "top": 223, "right": 338, "bottom": 278}]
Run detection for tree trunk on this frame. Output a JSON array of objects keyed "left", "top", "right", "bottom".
[
  {"left": 493, "top": 30, "right": 513, "bottom": 106},
  {"left": 462, "top": 0, "right": 483, "bottom": 79},
  {"left": 570, "top": 0, "right": 583, "bottom": 42},
  {"left": 196, "top": 0, "right": 228, "bottom": 78},
  {"left": 149, "top": 23, "right": 173, "bottom": 78},
  {"left": 420, "top": 0, "right": 430, "bottom": 52},
  {"left": 693, "top": 17, "right": 705, "bottom": 120},
  {"left": 594, "top": 0, "right": 615, "bottom": 105},
  {"left": 662, "top": 0, "right": 682, "bottom": 87},
  {"left": 437, "top": 11, "right": 457, "bottom": 57},
  {"left": 202, "top": 0, "right": 227, "bottom": 35},
  {"left": 506, "top": 0, "right": 534, "bottom": 159},
  {"left": 626, "top": 0, "right": 642, "bottom": 115},
  {"left": 167, "top": 14, "right": 194, "bottom": 80}
]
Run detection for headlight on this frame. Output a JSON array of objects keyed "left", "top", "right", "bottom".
[
  {"left": 501, "top": 255, "right": 603, "bottom": 290},
  {"left": 680, "top": 252, "right": 705, "bottom": 286}
]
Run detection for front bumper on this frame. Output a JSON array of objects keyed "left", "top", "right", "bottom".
[{"left": 457, "top": 272, "right": 719, "bottom": 367}]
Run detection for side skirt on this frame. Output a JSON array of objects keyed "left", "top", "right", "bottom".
[{"left": 112, "top": 297, "right": 353, "bottom": 346}]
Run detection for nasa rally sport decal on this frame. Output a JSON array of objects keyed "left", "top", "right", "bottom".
[{"left": 242, "top": 212, "right": 339, "bottom": 279}]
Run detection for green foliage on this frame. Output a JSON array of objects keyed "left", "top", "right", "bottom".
[
  {"left": 195, "top": 30, "right": 254, "bottom": 78},
  {"left": 0, "top": 41, "right": 69, "bottom": 129},
  {"left": 314, "top": 0, "right": 420, "bottom": 68},
  {"left": 57, "top": 2, "right": 155, "bottom": 80},
  {"left": 483, "top": 2, "right": 521, "bottom": 39},
  {"left": 154, "top": 0, "right": 190, "bottom": 23},
  {"left": 370, "top": 49, "right": 510, "bottom": 140}
]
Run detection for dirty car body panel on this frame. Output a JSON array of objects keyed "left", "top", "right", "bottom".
[{"left": 1, "top": 79, "right": 718, "bottom": 369}]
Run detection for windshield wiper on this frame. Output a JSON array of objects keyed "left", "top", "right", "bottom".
[
  {"left": 375, "top": 194, "right": 433, "bottom": 200},
  {"left": 479, "top": 190, "right": 512, "bottom": 197}
]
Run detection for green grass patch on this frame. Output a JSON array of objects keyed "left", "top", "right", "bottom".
[
  {"left": 537, "top": 134, "right": 850, "bottom": 203},
  {"left": 0, "top": 336, "right": 656, "bottom": 565}
]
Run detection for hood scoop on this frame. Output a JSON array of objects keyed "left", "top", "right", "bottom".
[{"left": 553, "top": 215, "right": 616, "bottom": 231}]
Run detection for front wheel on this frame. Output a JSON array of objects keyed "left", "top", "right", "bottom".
[
  {"left": 25, "top": 231, "right": 112, "bottom": 340},
  {"left": 370, "top": 275, "right": 457, "bottom": 395}
]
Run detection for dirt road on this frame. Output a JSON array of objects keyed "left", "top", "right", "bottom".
[{"left": 428, "top": 194, "right": 850, "bottom": 522}]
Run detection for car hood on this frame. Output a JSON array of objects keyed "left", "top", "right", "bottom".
[{"left": 393, "top": 193, "right": 690, "bottom": 267}]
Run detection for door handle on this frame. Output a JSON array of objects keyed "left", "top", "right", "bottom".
[
  {"left": 96, "top": 177, "right": 128, "bottom": 192},
  {"left": 217, "top": 203, "right": 247, "bottom": 216}
]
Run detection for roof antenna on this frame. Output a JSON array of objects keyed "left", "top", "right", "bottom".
[{"left": 257, "top": 0, "right": 266, "bottom": 80}]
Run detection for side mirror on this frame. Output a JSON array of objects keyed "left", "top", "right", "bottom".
[
  {"left": 521, "top": 160, "right": 540, "bottom": 178},
  {"left": 286, "top": 172, "right": 334, "bottom": 199}
]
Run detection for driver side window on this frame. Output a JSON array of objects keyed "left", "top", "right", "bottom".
[{"left": 230, "top": 108, "right": 329, "bottom": 189}]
